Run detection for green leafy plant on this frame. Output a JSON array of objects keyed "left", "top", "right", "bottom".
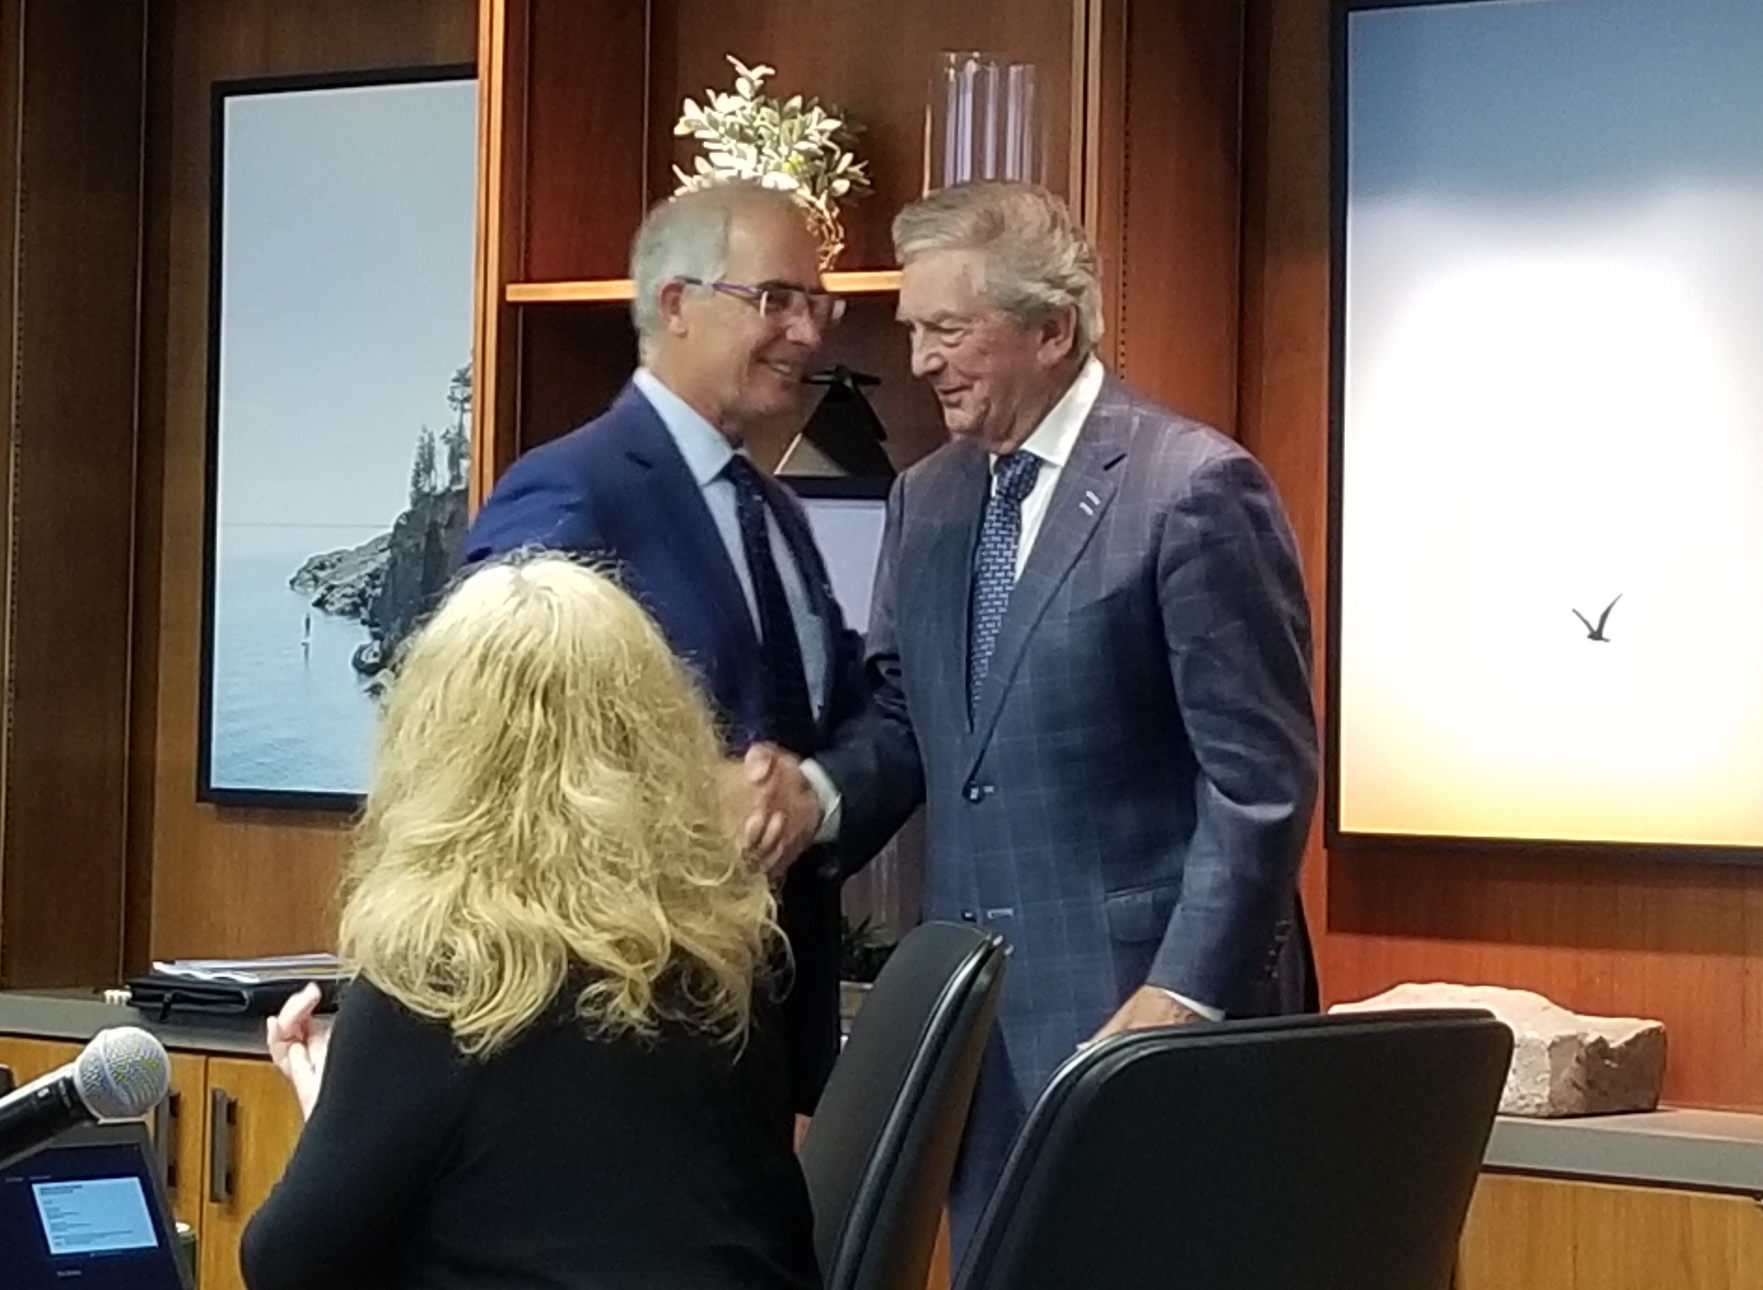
[
  {"left": 673, "top": 56, "right": 871, "bottom": 269},
  {"left": 839, "top": 914, "right": 897, "bottom": 984}
]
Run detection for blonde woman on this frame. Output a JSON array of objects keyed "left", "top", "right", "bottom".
[{"left": 240, "top": 556, "right": 821, "bottom": 1290}]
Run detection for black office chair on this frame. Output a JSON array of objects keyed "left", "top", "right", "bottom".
[
  {"left": 958, "top": 1009, "right": 1513, "bottom": 1290},
  {"left": 799, "top": 921, "right": 1008, "bottom": 1290}
]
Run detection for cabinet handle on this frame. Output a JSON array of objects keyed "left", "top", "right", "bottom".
[
  {"left": 152, "top": 1090, "right": 182, "bottom": 1189},
  {"left": 208, "top": 1088, "right": 236, "bottom": 1203}
]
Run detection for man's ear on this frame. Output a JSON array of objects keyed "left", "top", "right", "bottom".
[
  {"left": 1037, "top": 303, "right": 1079, "bottom": 365},
  {"left": 657, "top": 278, "right": 691, "bottom": 337}
]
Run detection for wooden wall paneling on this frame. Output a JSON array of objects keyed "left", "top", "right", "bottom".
[
  {"left": 1236, "top": 0, "right": 1763, "bottom": 1110},
  {"left": 128, "top": 0, "right": 179, "bottom": 978},
  {"left": 1072, "top": 0, "right": 1127, "bottom": 369},
  {"left": 139, "top": 0, "right": 477, "bottom": 962},
  {"left": 1114, "top": 0, "right": 1244, "bottom": 434},
  {"left": 0, "top": 0, "right": 149, "bottom": 987},
  {"left": 515, "top": 304, "right": 641, "bottom": 455},
  {"left": 1237, "top": 0, "right": 1331, "bottom": 951},
  {"left": 519, "top": 0, "right": 653, "bottom": 283},
  {"left": 1457, "top": 1174, "right": 1763, "bottom": 1290},
  {"left": 471, "top": 0, "right": 529, "bottom": 504},
  {"left": 648, "top": 0, "right": 1079, "bottom": 272}
]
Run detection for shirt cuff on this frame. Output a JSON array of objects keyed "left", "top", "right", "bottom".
[
  {"left": 798, "top": 758, "right": 842, "bottom": 845},
  {"left": 1153, "top": 986, "right": 1223, "bottom": 1022}
]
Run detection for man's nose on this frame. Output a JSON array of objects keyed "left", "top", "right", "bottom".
[
  {"left": 784, "top": 308, "right": 824, "bottom": 350},
  {"left": 910, "top": 336, "right": 942, "bottom": 379}
]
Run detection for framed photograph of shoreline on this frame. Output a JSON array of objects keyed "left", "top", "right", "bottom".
[
  {"left": 198, "top": 66, "right": 478, "bottom": 809},
  {"left": 1328, "top": 0, "right": 1763, "bottom": 861}
]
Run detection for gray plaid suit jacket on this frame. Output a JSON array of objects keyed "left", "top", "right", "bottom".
[{"left": 819, "top": 374, "right": 1318, "bottom": 1108}]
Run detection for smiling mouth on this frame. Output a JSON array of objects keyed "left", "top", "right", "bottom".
[{"left": 762, "top": 359, "right": 803, "bottom": 382}]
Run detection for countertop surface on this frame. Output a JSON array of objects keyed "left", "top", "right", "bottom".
[
  {"left": 3, "top": 991, "right": 1761, "bottom": 1193},
  {"left": 0, "top": 988, "right": 269, "bottom": 1057},
  {"left": 1485, "top": 1105, "right": 1763, "bottom": 1195}
]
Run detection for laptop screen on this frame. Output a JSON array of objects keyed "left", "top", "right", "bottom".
[{"left": 0, "top": 1123, "right": 191, "bottom": 1289}]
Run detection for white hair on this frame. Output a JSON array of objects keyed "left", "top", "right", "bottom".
[
  {"left": 629, "top": 183, "right": 807, "bottom": 356},
  {"left": 892, "top": 181, "right": 1104, "bottom": 355}
]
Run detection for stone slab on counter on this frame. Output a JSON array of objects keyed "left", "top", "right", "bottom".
[{"left": 1331, "top": 982, "right": 1666, "bottom": 1117}]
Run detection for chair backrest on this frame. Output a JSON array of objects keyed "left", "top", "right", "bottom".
[
  {"left": 958, "top": 1009, "right": 1513, "bottom": 1290},
  {"left": 799, "top": 921, "right": 1007, "bottom": 1290}
]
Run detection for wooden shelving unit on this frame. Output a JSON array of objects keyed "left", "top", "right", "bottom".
[{"left": 506, "top": 269, "right": 903, "bottom": 305}]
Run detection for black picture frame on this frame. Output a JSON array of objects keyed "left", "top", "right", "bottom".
[
  {"left": 197, "top": 64, "right": 476, "bottom": 813},
  {"left": 1324, "top": 0, "right": 1763, "bottom": 865}
]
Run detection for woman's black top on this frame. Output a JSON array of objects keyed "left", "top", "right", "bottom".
[{"left": 240, "top": 977, "right": 822, "bottom": 1290}]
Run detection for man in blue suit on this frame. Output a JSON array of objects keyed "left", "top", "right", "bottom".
[
  {"left": 462, "top": 183, "right": 863, "bottom": 1111},
  {"left": 774, "top": 182, "right": 1320, "bottom": 1259}
]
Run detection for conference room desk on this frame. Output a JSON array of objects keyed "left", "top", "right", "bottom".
[
  {"left": 5, "top": 991, "right": 1763, "bottom": 1288},
  {"left": 0, "top": 989, "right": 296, "bottom": 1290},
  {"left": 1460, "top": 1109, "right": 1763, "bottom": 1288}
]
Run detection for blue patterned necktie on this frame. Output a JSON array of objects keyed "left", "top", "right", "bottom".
[
  {"left": 724, "top": 454, "right": 817, "bottom": 752},
  {"left": 968, "top": 451, "right": 1042, "bottom": 715}
]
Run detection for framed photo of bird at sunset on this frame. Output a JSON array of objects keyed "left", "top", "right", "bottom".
[{"left": 1328, "top": 0, "right": 1763, "bottom": 860}]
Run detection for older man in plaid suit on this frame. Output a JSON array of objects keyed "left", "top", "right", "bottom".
[{"left": 753, "top": 181, "right": 1319, "bottom": 1265}]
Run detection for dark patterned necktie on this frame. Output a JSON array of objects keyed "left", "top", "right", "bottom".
[
  {"left": 968, "top": 451, "right": 1042, "bottom": 715},
  {"left": 724, "top": 454, "right": 817, "bottom": 752}
]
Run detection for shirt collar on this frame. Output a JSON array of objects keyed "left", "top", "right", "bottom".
[
  {"left": 1004, "top": 355, "right": 1106, "bottom": 470},
  {"left": 632, "top": 368, "right": 736, "bottom": 487}
]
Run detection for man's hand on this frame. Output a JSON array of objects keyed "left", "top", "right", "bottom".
[
  {"left": 730, "top": 744, "right": 823, "bottom": 877},
  {"left": 1087, "top": 985, "right": 1206, "bottom": 1046},
  {"left": 265, "top": 982, "right": 331, "bottom": 1121}
]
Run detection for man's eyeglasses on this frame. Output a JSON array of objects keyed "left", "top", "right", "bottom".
[{"left": 679, "top": 278, "right": 847, "bottom": 327}]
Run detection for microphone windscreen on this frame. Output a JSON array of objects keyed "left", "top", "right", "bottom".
[{"left": 73, "top": 1027, "right": 171, "bottom": 1119}]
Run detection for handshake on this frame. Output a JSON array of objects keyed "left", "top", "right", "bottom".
[{"left": 720, "top": 743, "right": 826, "bottom": 877}]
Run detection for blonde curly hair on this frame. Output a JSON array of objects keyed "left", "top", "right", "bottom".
[{"left": 338, "top": 554, "right": 774, "bottom": 1055}]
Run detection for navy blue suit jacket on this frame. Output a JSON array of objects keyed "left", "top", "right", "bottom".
[
  {"left": 817, "top": 375, "right": 1319, "bottom": 1107},
  {"left": 462, "top": 383, "right": 871, "bottom": 1109}
]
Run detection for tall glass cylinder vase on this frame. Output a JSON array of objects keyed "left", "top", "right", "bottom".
[{"left": 926, "top": 52, "right": 1045, "bottom": 192}]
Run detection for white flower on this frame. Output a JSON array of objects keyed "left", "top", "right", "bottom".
[{"left": 671, "top": 52, "right": 870, "bottom": 217}]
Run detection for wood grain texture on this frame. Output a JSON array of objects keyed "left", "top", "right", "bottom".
[
  {"left": 507, "top": 269, "right": 903, "bottom": 304},
  {"left": 649, "top": 0, "right": 1078, "bottom": 271},
  {"left": 1457, "top": 1173, "right": 1763, "bottom": 1290},
  {"left": 520, "top": 0, "right": 651, "bottom": 282},
  {"left": 164, "top": 1051, "right": 209, "bottom": 1240},
  {"left": 200, "top": 1055, "right": 304, "bottom": 1290},
  {"left": 1113, "top": 0, "right": 1244, "bottom": 433},
  {"left": 472, "top": 0, "right": 524, "bottom": 504},
  {"left": 1236, "top": 0, "right": 1763, "bottom": 1109},
  {"left": 0, "top": 0, "right": 148, "bottom": 987},
  {"left": 0, "top": 1034, "right": 80, "bottom": 1085},
  {"left": 136, "top": 0, "right": 476, "bottom": 962}
]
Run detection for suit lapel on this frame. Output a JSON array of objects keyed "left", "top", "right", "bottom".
[
  {"left": 926, "top": 445, "right": 991, "bottom": 732},
  {"left": 964, "top": 386, "right": 1134, "bottom": 773},
  {"left": 615, "top": 387, "right": 760, "bottom": 662}
]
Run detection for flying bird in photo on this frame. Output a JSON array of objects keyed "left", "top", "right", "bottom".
[{"left": 1572, "top": 594, "right": 1622, "bottom": 642}]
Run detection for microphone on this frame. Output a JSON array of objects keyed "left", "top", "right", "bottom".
[{"left": 0, "top": 1026, "right": 170, "bottom": 1170}]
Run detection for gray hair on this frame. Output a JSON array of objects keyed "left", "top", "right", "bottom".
[
  {"left": 892, "top": 182, "right": 1103, "bottom": 355},
  {"left": 629, "top": 183, "right": 806, "bottom": 354}
]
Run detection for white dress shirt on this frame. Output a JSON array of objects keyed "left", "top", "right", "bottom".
[{"left": 631, "top": 369, "right": 828, "bottom": 717}]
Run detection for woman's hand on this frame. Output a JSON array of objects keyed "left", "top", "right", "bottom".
[{"left": 265, "top": 983, "right": 331, "bottom": 1121}]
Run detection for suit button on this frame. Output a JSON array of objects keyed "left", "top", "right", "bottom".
[
  {"left": 961, "top": 909, "right": 977, "bottom": 923},
  {"left": 964, "top": 783, "right": 985, "bottom": 803}
]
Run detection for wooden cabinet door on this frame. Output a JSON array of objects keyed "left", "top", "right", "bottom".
[
  {"left": 1458, "top": 1173, "right": 1763, "bottom": 1289},
  {"left": 156, "top": 1052, "right": 208, "bottom": 1240},
  {"left": 200, "top": 1056, "right": 303, "bottom": 1290},
  {"left": 0, "top": 1035, "right": 81, "bottom": 1085}
]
